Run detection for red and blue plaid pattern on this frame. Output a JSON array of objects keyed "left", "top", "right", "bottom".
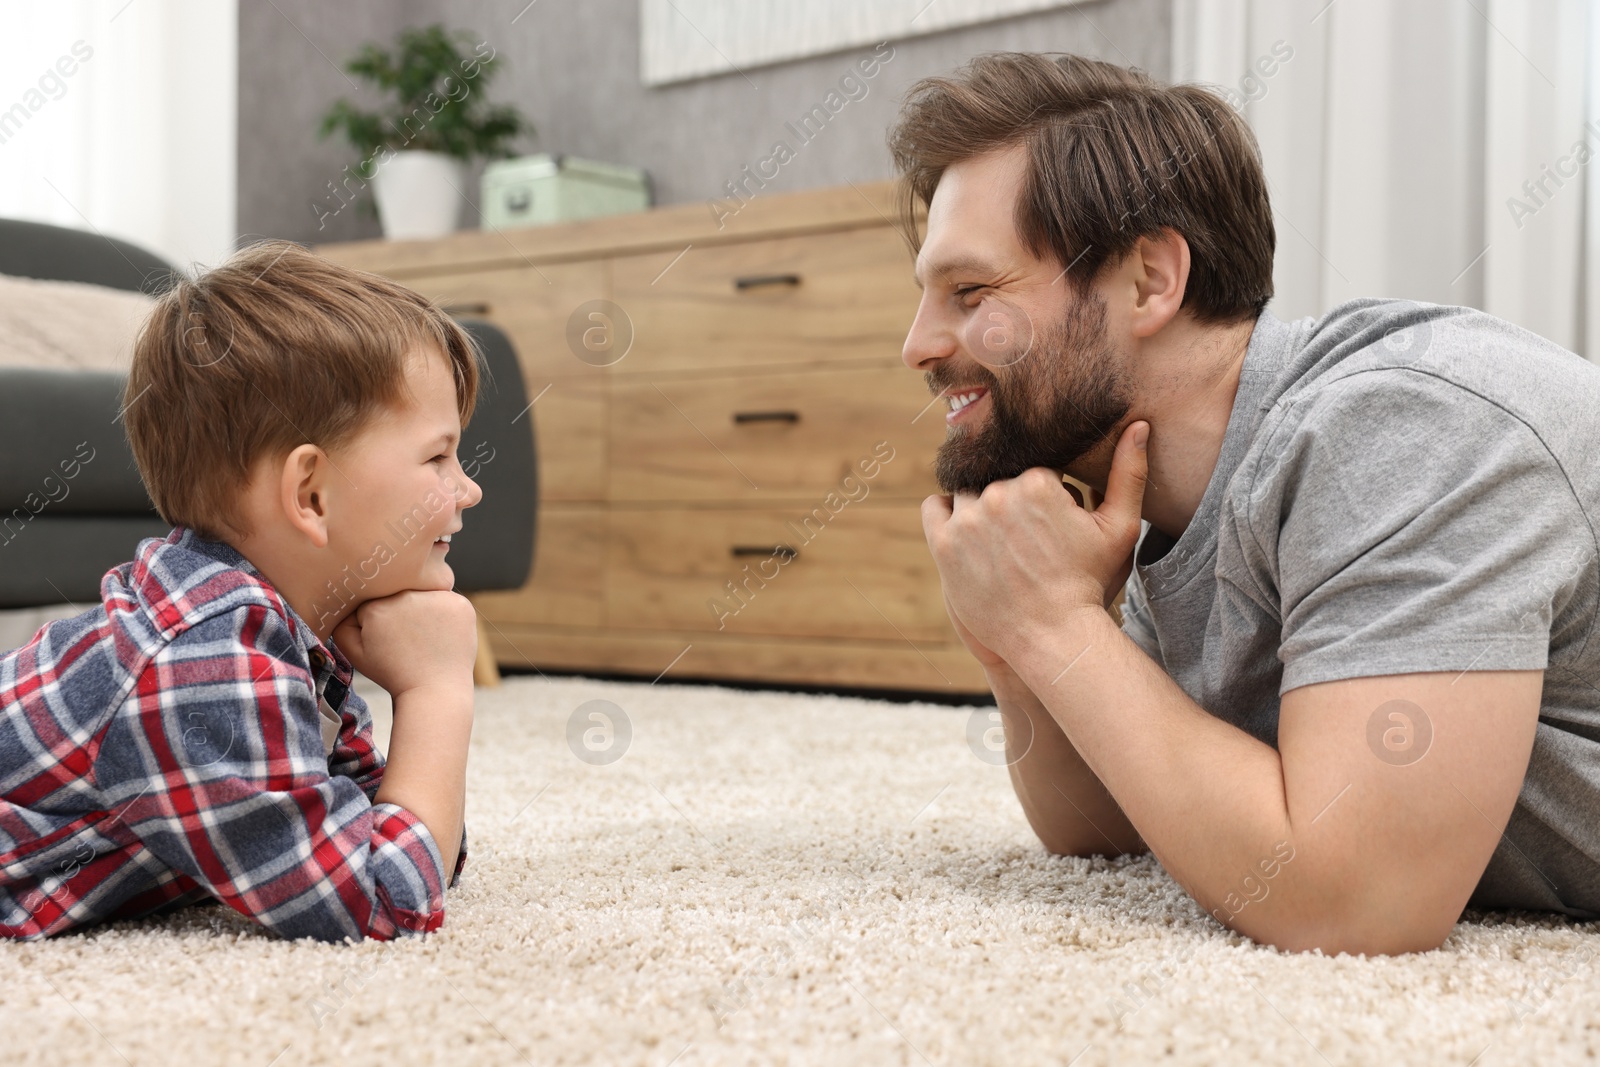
[{"left": 0, "top": 527, "right": 464, "bottom": 942}]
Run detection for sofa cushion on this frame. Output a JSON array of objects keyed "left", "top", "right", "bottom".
[
  {"left": 0, "top": 273, "right": 153, "bottom": 372},
  {"left": 0, "top": 368, "right": 155, "bottom": 514}
]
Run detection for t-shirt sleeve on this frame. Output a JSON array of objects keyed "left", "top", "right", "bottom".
[
  {"left": 93, "top": 604, "right": 455, "bottom": 942},
  {"left": 1233, "top": 369, "right": 1593, "bottom": 693},
  {"left": 1119, "top": 559, "right": 1163, "bottom": 664}
]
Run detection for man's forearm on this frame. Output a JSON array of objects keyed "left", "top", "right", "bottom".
[
  {"left": 375, "top": 684, "right": 473, "bottom": 877},
  {"left": 1007, "top": 609, "right": 1333, "bottom": 946},
  {"left": 990, "top": 668, "right": 1145, "bottom": 857}
]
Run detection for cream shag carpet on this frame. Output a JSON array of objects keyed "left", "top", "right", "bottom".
[{"left": 5, "top": 674, "right": 1600, "bottom": 1066}]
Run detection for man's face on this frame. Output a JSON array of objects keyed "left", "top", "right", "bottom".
[{"left": 903, "top": 145, "right": 1133, "bottom": 493}]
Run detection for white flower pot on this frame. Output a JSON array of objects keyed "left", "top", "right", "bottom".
[{"left": 372, "top": 150, "right": 466, "bottom": 239}]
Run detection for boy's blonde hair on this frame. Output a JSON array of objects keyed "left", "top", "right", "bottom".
[{"left": 125, "top": 241, "right": 480, "bottom": 541}]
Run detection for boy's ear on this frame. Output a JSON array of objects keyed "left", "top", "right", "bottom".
[{"left": 279, "top": 443, "right": 333, "bottom": 549}]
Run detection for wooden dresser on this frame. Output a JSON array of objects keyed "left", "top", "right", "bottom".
[{"left": 319, "top": 182, "right": 988, "bottom": 693}]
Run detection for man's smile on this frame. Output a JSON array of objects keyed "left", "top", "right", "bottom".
[{"left": 946, "top": 386, "right": 990, "bottom": 425}]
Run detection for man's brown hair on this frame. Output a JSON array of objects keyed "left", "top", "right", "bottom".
[
  {"left": 888, "top": 52, "right": 1275, "bottom": 323},
  {"left": 125, "top": 240, "right": 480, "bottom": 541}
]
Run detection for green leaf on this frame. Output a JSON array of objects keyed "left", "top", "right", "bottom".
[{"left": 315, "top": 23, "right": 535, "bottom": 166}]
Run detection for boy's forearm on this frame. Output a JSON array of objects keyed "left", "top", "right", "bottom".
[
  {"left": 990, "top": 668, "right": 1145, "bottom": 858},
  {"left": 374, "top": 683, "right": 474, "bottom": 877}
]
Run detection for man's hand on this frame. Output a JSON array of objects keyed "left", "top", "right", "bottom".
[
  {"left": 922, "top": 421, "right": 1150, "bottom": 667},
  {"left": 934, "top": 474, "right": 1149, "bottom": 864},
  {"left": 332, "top": 590, "right": 478, "bottom": 696},
  {"left": 941, "top": 487, "right": 1136, "bottom": 679},
  {"left": 942, "top": 589, "right": 1011, "bottom": 673}
]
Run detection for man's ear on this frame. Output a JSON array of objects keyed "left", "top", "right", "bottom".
[
  {"left": 279, "top": 443, "right": 332, "bottom": 549},
  {"left": 1128, "top": 228, "right": 1192, "bottom": 339}
]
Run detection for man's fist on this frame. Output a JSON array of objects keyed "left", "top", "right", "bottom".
[{"left": 921, "top": 421, "right": 1149, "bottom": 668}]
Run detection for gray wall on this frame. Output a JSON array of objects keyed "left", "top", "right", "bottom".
[{"left": 237, "top": 0, "right": 1172, "bottom": 247}]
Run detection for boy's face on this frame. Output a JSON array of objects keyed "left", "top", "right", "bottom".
[{"left": 324, "top": 345, "right": 482, "bottom": 607}]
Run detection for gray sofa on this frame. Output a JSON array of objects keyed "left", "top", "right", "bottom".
[{"left": 0, "top": 219, "right": 537, "bottom": 612}]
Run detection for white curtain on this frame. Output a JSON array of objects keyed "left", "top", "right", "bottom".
[
  {"left": 1173, "top": 0, "right": 1599, "bottom": 360},
  {"left": 0, "top": 1, "right": 237, "bottom": 273}
]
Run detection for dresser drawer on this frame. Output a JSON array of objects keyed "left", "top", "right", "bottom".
[
  {"left": 606, "top": 505, "right": 950, "bottom": 643},
  {"left": 401, "top": 262, "right": 610, "bottom": 382},
  {"left": 520, "top": 374, "right": 606, "bottom": 503},
  {"left": 609, "top": 226, "right": 919, "bottom": 374},
  {"left": 609, "top": 366, "right": 946, "bottom": 501}
]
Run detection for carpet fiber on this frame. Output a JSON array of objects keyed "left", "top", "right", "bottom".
[{"left": 6, "top": 674, "right": 1599, "bottom": 1066}]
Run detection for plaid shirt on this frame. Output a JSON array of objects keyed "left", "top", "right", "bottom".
[{"left": 0, "top": 527, "right": 466, "bottom": 942}]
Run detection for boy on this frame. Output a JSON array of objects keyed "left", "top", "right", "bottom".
[{"left": 0, "top": 242, "right": 483, "bottom": 942}]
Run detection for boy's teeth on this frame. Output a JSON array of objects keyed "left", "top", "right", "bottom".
[{"left": 438, "top": 534, "right": 452, "bottom": 543}]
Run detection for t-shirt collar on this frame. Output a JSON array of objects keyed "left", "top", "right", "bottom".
[{"left": 1136, "top": 310, "right": 1296, "bottom": 594}]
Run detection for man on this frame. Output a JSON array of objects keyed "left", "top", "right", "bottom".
[{"left": 893, "top": 52, "right": 1600, "bottom": 955}]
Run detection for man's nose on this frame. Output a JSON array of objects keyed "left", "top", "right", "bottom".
[{"left": 902, "top": 294, "right": 956, "bottom": 371}]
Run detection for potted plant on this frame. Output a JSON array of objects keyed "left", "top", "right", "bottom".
[{"left": 319, "top": 25, "right": 530, "bottom": 239}]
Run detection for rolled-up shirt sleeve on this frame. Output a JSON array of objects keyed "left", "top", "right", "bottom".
[{"left": 93, "top": 604, "right": 452, "bottom": 942}]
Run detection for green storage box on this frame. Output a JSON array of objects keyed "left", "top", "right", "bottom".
[{"left": 480, "top": 154, "right": 651, "bottom": 230}]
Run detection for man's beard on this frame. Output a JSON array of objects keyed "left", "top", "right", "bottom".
[{"left": 928, "top": 292, "right": 1132, "bottom": 494}]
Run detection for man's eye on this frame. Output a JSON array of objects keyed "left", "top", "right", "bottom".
[{"left": 955, "top": 285, "right": 986, "bottom": 300}]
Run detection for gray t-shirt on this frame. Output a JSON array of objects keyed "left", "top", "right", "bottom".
[{"left": 1121, "top": 298, "right": 1600, "bottom": 919}]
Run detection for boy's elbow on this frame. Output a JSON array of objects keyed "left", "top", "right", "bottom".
[
  {"left": 266, "top": 900, "right": 436, "bottom": 944},
  {"left": 288, "top": 913, "right": 436, "bottom": 944},
  {"left": 270, "top": 909, "right": 369, "bottom": 944}
]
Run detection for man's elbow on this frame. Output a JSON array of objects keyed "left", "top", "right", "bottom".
[
  {"left": 1251, "top": 924, "right": 1450, "bottom": 957},
  {"left": 1037, "top": 828, "right": 1148, "bottom": 860},
  {"left": 1229, "top": 901, "right": 1456, "bottom": 957}
]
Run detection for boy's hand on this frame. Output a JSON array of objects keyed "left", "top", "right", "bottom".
[{"left": 332, "top": 590, "right": 478, "bottom": 696}]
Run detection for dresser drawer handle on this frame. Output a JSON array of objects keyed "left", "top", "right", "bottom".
[
  {"left": 730, "top": 545, "right": 798, "bottom": 561},
  {"left": 732, "top": 410, "right": 800, "bottom": 424},
  {"left": 733, "top": 273, "right": 801, "bottom": 291},
  {"left": 441, "top": 302, "right": 491, "bottom": 316}
]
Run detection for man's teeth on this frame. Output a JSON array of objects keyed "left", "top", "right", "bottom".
[{"left": 948, "top": 390, "right": 984, "bottom": 412}]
